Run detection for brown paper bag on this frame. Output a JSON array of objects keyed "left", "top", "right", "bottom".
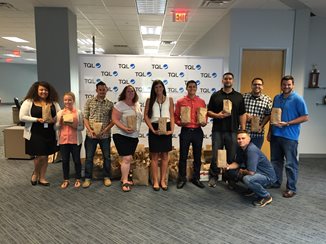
[
  {"left": 42, "top": 104, "right": 53, "bottom": 123},
  {"left": 180, "top": 106, "right": 191, "bottom": 124},
  {"left": 251, "top": 115, "right": 260, "bottom": 132},
  {"left": 223, "top": 99, "right": 232, "bottom": 113},
  {"left": 132, "top": 166, "right": 149, "bottom": 186},
  {"left": 197, "top": 107, "right": 207, "bottom": 124},
  {"left": 217, "top": 149, "right": 227, "bottom": 168},
  {"left": 270, "top": 108, "right": 282, "bottom": 124},
  {"left": 126, "top": 115, "right": 137, "bottom": 131},
  {"left": 158, "top": 117, "right": 167, "bottom": 134},
  {"left": 63, "top": 113, "right": 74, "bottom": 124},
  {"left": 93, "top": 122, "right": 103, "bottom": 135}
]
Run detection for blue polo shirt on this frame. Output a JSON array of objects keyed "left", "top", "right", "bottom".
[{"left": 271, "top": 92, "right": 308, "bottom": 141}]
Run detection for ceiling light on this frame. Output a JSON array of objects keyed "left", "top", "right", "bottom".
[
  {"left": 17, "top": 45, "right": 36, "bottom": 51},
  {"left": 25, "top": 58, "right": 37, "bottom": 62},
  {"left": 136, "top": 0, "right": 167, "bottom": 15},
  {"left": 144, "top": 49, "right": 158, "bottom": 55},
  {"left": 77, "top": 38, "right": 93, "bottom": 45},
  {"left": 2, "top": 37, "right": 29, "bottom": 43},
  {"left": 141, "top": 26, "right": 162, "bottom": 35},
  {"left": 3, "top": 54, "right": 20, "bottom": 57},
  {"left": 143, "top": 40, "right": 160, "bottom": 47}
]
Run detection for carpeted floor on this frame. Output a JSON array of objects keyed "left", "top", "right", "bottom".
[{"left": 1, "top": 104, "right": 326, "bottom": 244}]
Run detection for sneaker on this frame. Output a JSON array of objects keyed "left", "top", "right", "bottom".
[
  {"left": 82, "top": 179, "right": 92, "bottom": 188},
  {"left": 252, "top": 195, "right": 272, "bottom": 207},
  {"left": 243, "top": 189, "right": 255, "bottom": 197},
  {"left": 103, "top": 177, "right": 112, "bottom": 187},
  {"left": 208, "top": 176, "right": 217, "bottom": 188}
]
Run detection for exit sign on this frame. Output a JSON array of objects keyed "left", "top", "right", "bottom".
[{"left": 173, "top": 11, "right": 188, "bottom": 22}]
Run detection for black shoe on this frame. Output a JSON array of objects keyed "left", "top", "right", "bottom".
[
  {"left": 191, "top": 179, "right": 205, "bottom": 188},
  {"left": 31, "top": 172, "right": 37, "bottom": 186},
  {"left": 38, "top": 180, "right": 50, "bottom": 186},
  {"left": 227, "top": 180, "right": 237, "bottom": 190},
  {"left": 177, "top": 180, "right": 186, "bottom": 189},
  {"left": 208, "top": 176, "right": 217, "bottom": 188},
  {"left": 152, "top": 185, "right": 160, "bottom": 191}
]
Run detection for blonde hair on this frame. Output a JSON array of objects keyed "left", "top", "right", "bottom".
[{"left": 63, "top": 92, "right": 75, "bottom": 102}]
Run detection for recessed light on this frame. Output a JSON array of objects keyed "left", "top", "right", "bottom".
[
  {"left": 143, "top": 40, "right": 160, "bottom": 47},
  {"left": 141, "top": 26, "right": 162, "bottom": 35},
  {"left": 2, "top": 37, "right": 29, "bottom": 43},
  {"left": 136, "top": 0, "right": 167, "bottom": 15}
]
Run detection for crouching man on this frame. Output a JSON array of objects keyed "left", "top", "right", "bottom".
[{"left": 223, "top": 130, "right": 276, "bottom": 207}]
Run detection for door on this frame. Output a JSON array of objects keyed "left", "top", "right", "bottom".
[{"left": 240, "top": 49, "right": 285, "bottom": 158}]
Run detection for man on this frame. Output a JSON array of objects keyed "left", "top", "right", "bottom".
[
  {"left": 268, "top": 75, "right": 309, "bottom": 198},
  {"left": 174, "top": 80, "right": 207, "bottom": 189},
  {"left": 243, "top": 77, "right": 272, "bottom": 148},
  {"left": 82, "top": 81, "right": 114, "bottom": 188},
  {"left": 207, "top": 72, "right": 246, "bottom": 187},
  {"left": 224, "top": 130, "right": 277, "bottom": 207}
]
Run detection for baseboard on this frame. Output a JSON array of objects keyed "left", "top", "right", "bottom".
[{"left": 299, "top": 154, "right": 326, "bottom": 159}]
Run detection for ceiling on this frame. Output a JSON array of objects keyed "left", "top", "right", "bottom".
[{"left": 0, "top": 0, "right": 325, "bottom": 64}]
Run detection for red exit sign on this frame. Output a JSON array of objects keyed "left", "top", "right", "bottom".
[{"left": 173, "top": 11, "right": 188, "bottom": 22}]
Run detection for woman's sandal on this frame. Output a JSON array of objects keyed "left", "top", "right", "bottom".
[
  {"left": 121, "top": 183, "right": 131, "bottom": 192},
  {"left": 60, "top": 180, "right": 69, "bottom": 189},
  {"left": 74, "top": 179, "right": 81, "bottom": 188}
]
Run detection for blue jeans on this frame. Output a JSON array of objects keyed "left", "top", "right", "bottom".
[
  {"left": 60, "top": 144, "right": 82, "bottom": 180},
  {"left": 84, "top": 136, "right": 111, "bottom": 180},
  {"left": 178, "top": 127, "right": 203, "bottom": 181},
  {"left": 250, "top": 136, "right": 264, "bottom": 149},
  {"left": 210, "top": 131, "right": 237, "bottom": 176},
  {"left": 270, "top": 136, "right": 298, "bottom": 192},
  {"left": 243, "top": 173, "right": 272, "bottom": 198}
]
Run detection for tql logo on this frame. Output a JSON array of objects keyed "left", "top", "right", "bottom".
[{"left": 83, "top": 62, "right": 101, "bottom": 68}]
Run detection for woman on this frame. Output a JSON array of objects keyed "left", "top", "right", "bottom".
[
  {"left": 112, "top": 85, "right": 142, "bottom": 192},
  {"left": 55, "top": 92, "right": 84, "bottom": 189},
  {"left": 19, "top": 81, "right": 60, "bottom": 186},
  {"left": 144, "top": 80, "right": 174, "bottom": 191}
]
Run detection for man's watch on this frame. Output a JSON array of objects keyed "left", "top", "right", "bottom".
[{"left": 286, "top": 122, "right": 290, "bottom": 126}]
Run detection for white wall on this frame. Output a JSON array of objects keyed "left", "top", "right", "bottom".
[{"left": 0, "top": 63, "right": 37, "bottom": 104}]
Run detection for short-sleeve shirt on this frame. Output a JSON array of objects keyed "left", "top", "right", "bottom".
[
  {"left": 235, "top": 143, "right": 276, "bottom": 182},
  {"left": 208, "top": 88, "right": 246, "bottom": 132},
  {"left": 84, "top": 96, "right": 113, "bottom": 139},
  {"left": 243, "top": 93, "right": 272, "bottom": 137},
  {"left": 112, "top": 101, "right": 142, "bottom": 138},
  {"left": 271, "top": 92, "right": 308, "bottom": 141}
]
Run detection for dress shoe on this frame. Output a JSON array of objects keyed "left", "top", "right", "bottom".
[
  {"left": 283, "top": 190, "right": 296, "bottom": 198},
  {"left": 191, "top": 179, "right": 205, "bottom": 188},
  {"left": 161, "top": 185, "right": 168, "bottom": 191},
  {"left": 38, "top": 180, "right": 50, "bottom": 186},
  {"left": 177, "top": 180, "right": 186, "bottom": 189},
  {"left": 31, "top": 172, "right": 37, "bottom": 186},
  {"left": 152, "top": 185, "right": 160, "bottom": 191}
]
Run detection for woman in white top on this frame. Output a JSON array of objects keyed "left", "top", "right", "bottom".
[
  {"left": 144, "top": 80, "right": 174, "bottom": 191},
  {"left": 112, "top": 85, "right": 142, "bottom": 192}
]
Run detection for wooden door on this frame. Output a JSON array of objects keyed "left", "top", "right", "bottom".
[{"left": 240, "top": 49, "right": 285, "bottom": 158}]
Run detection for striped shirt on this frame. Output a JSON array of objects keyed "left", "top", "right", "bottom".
[{"left": 84, "top": 96, "right": 113, "bottom": 139}]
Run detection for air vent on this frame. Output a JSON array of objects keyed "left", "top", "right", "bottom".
[
  {"left": 113, "top": 44, "right": 128, "bottom": 48},
  {"left": 0, "top": 2, "right": 18, "bottom": 10},
  {"left": 161, "top": 41, "right": 176, "bottom": 46},
  {"left": 200, "top": 0, "right": 233, "bottom": 8}
]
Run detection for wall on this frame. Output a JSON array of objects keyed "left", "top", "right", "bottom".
[{"left": 0, "top": 63, "right": 37, "bottom": 104}]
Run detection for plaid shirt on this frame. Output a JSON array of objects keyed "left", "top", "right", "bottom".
[
  {"left": 243, "top": 93, "right": 272, "bottom": 137},
  {"left": 84, "top": 96, "right": 113, "bottom": 139}
]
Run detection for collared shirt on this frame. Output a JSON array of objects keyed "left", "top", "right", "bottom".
[
  {"left": 59, "top": 108, "right": 78, "bottom": 145},
  {"left": 84, "top": 96, "right": 113, "bottom": 139},
  {"left": 243, "top": 92, "right": 272, "bottom": 137},
  {"left": 271, "top": 91, "right": 308, "bottom": 141},
  {"left": 174, "top": 95, "right": 207, "bottom": 128},
  {"left": 208, "top": 88, "right": 246, "bottom": 132}
]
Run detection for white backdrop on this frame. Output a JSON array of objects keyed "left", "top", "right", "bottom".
[{"left": 79, "top": 54, "right": 223, "bottom": 148}]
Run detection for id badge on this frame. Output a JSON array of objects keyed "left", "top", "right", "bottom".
[{"left": 44, "top": 123, "right": 48, "bottom": 128}]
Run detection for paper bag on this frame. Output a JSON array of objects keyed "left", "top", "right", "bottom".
[
  {"left": 270, "top": 108, "right": 282, "bottom": 124},
  {"left": 217, "top": 149, "right": 227, "bottom": 168},
  {"left": 126, "top": 115, "right": 137, "bottom": 131},
  {"left": 42, "top": 104, "right": 53, "bottom": 123},
  {"left": 63, "top": 113, "right": 74, "bottom": 124},
  {"left": 197, "top": 107, "right": 207, "bottom": 124},
  {"left": 93, "top": 122, "right": 103, "bottom": 135},
  {"left": 132, "top": 166, "right": 149, "bottom": 186},
  {"left": 180, "top": 106, "right": 191, "bottom": 124},
  {"left": 251, "top": 115, "right": 260, "bottom": 132},
  {"left": 223, "top": 99, "right": 232, "bottom": 113},
  {"left": 158, "top": 117, "right": 167, "bottom": 134}
]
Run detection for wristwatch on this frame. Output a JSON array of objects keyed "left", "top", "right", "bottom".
[{"left": 286, "top": 122, "right": 290, "bottom": 126}]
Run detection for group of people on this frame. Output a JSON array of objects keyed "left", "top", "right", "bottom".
[{"left": 19, "top": 72, "right": 308, "bottom": 207}]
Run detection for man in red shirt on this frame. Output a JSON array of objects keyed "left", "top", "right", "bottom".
[{"left": 174, "top": 80, "right": 207, "bottom": 189}]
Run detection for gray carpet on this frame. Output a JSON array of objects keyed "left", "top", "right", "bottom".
[{"left": 1, "top": 104, "right": 326, "bottom": 244}]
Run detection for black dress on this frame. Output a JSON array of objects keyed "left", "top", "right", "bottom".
[{"left": 25, "top": 103, "right": 58, "bottom": 156}]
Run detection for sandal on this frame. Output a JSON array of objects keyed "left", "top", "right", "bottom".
[
  {"left": 121, "top": 183, "right": 131, "bottom": 192},
  {"left": 74, "top": 179, "right": 81, "bottom": 188},
  {"left": 60, "top": 180, "right": 69, "bottom": 189}
]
